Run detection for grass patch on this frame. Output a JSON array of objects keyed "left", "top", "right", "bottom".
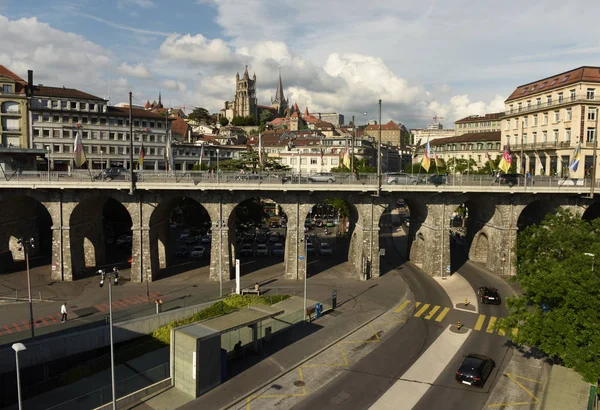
[{"left": 152, "top": 294, "right": 290, "bottom": 344}]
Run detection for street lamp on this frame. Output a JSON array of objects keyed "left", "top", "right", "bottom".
[
  {"left": 12, "top": 342, "right": 26, "bottom": 410},
  {"left": 216, "top": 148, "right": 220, "bottom": 184},
  {"left": 99, "top": 267, "right": 119, "bottom": 410},
  {"left": 100, "top": 149, "right": 104, "bottom": 174},
  {"left": 17, "top": 238, "right": 35, "bottom": 338},
  {"left": 584, "top": 252, "right": 595, "bottom": 272},
  {"left": 300, "top": 236, "right": 308, "bottom": 319}
]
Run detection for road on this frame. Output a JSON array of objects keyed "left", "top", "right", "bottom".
[{"left": 292, "top": 209, "right": 516, "bottom": 410}]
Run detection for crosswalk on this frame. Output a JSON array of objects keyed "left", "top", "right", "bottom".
[{"left": 394, "top": 300, "right": 518, "bottom": 337}]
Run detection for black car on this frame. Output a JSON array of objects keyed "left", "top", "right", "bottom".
[
  {"left": 455, "top": 354, "right": 495, "bottom": 387},
  {"left": 255, "top": 233, "right": 267, "bottom": 244},
  {"left": 428, "top": 174, "right": 448, "bottom": 185},
  {"left": 94, "top": 166, "right": 129, "bottom": 181},
  {"left": 496, "top": 173, "right": 532, "bottom": 187},
  {"left": 478, "top": 286, "right": 501, "bottom": 305}
]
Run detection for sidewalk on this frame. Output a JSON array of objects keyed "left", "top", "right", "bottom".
[
  {"left": 131, "top": 270, "right": 410, "bottom": 410},
  {"left": 541, "top": 365, "right": 593, "bottom": 410}
]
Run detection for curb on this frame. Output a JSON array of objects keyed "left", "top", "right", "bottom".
[{"left": 220, "top": 279, "right": 412, "bottom": 410}]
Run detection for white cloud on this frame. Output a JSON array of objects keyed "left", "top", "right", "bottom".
[
  {"left": 118, "top": 62, "right": 151, "bottom": 78},
  {"left": 162, "top": 79, "right": 187, "bottom": 93},
  {"left": 427, "top": 95, "right": 506, "bottom": 124},
  {"left": 159, "top": 33, "right": 237, "bottom": 65}
]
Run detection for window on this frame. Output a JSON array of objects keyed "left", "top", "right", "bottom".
[
  {"left": 532, "top": 132, "right": 537, "bottom": 144},
  {"left": 565, "top": 128, "right": 571, "bottom": 142},
  {"left": 61, "top": 101, "right": 67, "bottom": 109},
  {"left": 331, "top": 158, "right": 338, "bottom": 166},
  {"left": 543, "top": 113, "right": 548, "bottom": 125},
  {"left": 142, "top": 121, "right": 147, "bottom": 128},
  {"left": 118, "top": 119, "right": 123, "bottom": 126},
  {"left": 566, "top": 108, "right": 572, "bottom": 121},
  {"left": 134, "top": 120, "right": 140, "bottom": 127},
  {"left": 33, "top": 129, "right": 40, "bottom": 137},
  {"left": 43, "top": 129, "right": 50, "bottom": 137},
  {"left": 323, "top": 159, "right": 328, "bottom": 165},
  {"left": 300, "top": 158, "right": 307, "bottom": 165},
  {"left": 91, "top": 117, "right": 97, "bottom": 125},
  {"left": 558, "top": 92, "right": 563, "bottom": 103},
  {"left": 53, "top": 144, "right": 60, "bottom": 153},
  {"left": 523, "top": 134, "right": 527, "bottom": 144},
  {"left": 547, "top": 96, "right": 552, "bottom": 105},
  {"left": 587, "top": 127, "right": 596, "bottom": 143},
  {"left": 53, "top": 115, "right": 59, "bottom": 122},
  {"left": 554, "top": 111, "right": 560, "bottom": 122},
  {"left": 523, "top": 117, "right": 528, "bottom": 127},
  {"left": 589, "top": 108, "right": 597, "bottom": 121},
  {"left": 42, "top": 113, "right": 50, "bottom": 122},
  {"left": 82, "top": 131, "right": 89, "bottom": 138},
  {"left": 514, "top": 135, "right": 518, "bottom": 146},
  {"left": 518, "top": 102, "right": 522, "bottom": 112},
  {"left": 64, "top": 145, "right": 71, "bottom": 154},
  {"left": 536, "top": 97, "right": 542, "bottom": 106},
  {"left": 157, "top": 122, "right": 162, "bottom": 128},
  {"left": 588, "top": 88, "right": 596, "bottom": 99},
  {"left": 2, "top": 84, "right": 13, "bottom": 93},
  {"left": 561, "top": 75, "right": 570, "bottom": 83},
  {"left": 570, "top": 89, "right": 576, "bottom": 101},
  {"left": 70, "top": 102, "right": 77, "bottom": 109},
  {"left": 550, "top": 78, "right": 558, "bottom": 86},
  {"left": 542, "top": 130, "right": 547, "bottom": 142},
  {"left": 80, "top": 103, "right": 87, "bottom": 110},
  {"left": 509, "top": 104, "right": 513, "bottom": 113},
  {"left": 527, "top": 100, "right": 531, "bottom": 109},
  {"left": 82, "top": 117, "right": 88, "bottom": 124},
  {"left": 53, "top": 129, "right": 60, "bottom": 137},
  {"left": 310, "top": 158, "right": 317, "bottom": 165},
  {"left": 533, "top": 114, "right": 538, "bottom": 126},
  {"left": 553, "top": 130, "right": 559, "bottom": 143},
  {"left": 52, "top": 100, "right": 59, "bottom": 108},
  {"left": 89, "top": 103, "right": 95, "bottom": 111},
  {"left": 63, "top": 130, "right": 70, "bottom": 138},
  {"left": 62, "top": 115, "right": 69, "bottom": 123},
  {"left": 514, "top": 119, "right": 519, "bottom": 129},
  {"left": 100, "top": 118, "right": 106, "bottom": 125},
  {"left": 72, "top": 116, "right": 78, "bottom": 123},
  {"left": 505, "top": 120, "right": 510, "bottom": 130},
  {"left": 290, "top": 157, "right": 297, "bottom": 165}
]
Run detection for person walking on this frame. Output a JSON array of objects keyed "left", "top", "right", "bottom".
[{"left": 61, "top": 302, "right": 68, "bottom": 323}]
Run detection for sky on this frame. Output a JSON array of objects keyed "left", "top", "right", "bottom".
[{"left": 1, "top": 0, "right": 599, "bottom": 129}]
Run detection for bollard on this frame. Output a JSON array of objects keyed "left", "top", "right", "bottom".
[
  {"left": 457, "top": 321, "right": 462, "bottom": 330},
  {"left": 464, "top": 298, "right": 469, "bottom": 306},
  {"left": 155, "top": 299, "right": 163, "bottom": 314}
]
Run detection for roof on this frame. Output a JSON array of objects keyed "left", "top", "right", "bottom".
[
  {"left": 107, "top": 106, "right": 168, "bottom": 119},
  {"left": 273, "top": 72, "right": 286, "bottom": 104},
  {"left": 428, "top": 131, "right": 501, "bottom": 147},
  {"left": 0, "top": 65, "right": 27, "bottom": 88},
  {"left": 455, "top": 112, "right": 503, "bottom": 123},
  {"left": 364, "top": 120, "right": 400, "bottom": 131},
  {"left": 258, "top": 105, "right": 278, "bottom": 113},
  {"left": 170, "top": 116, "right": 189, "bottom": 138},
  {"left": 506, "top": 66, "right": 600, "bottom": 102},
  {"left": 33, "top": 85, "right": 106, "bottom": 101}
]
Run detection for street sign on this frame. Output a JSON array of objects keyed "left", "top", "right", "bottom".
[{"left": 298, "top": 255, "right": 305, "bottom": 261}]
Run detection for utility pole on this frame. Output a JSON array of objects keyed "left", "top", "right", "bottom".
[
  {"left": 129, "top": 92, "right": 134, "bottom": 194},
  {"left": 591, "top": 109, "right": 598, "bottom": 198},
  {"left": 351, "top": 115, "right": 355, "bottom": 172},
  {"left": 377, "top": 99, "right": 382, "bottom": 196}
]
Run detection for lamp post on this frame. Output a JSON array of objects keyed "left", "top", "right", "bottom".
[
  {"left": 591, "top": 109, "right": 598, "bottom": 198},
  {"left": 377, "top": 100, "right": 382, "bottom": 196},
  {"left": 47, "top": 147, "right": 50, "bottom": 182},
  {"left": 17, "top": 238, "right": 35, "bottom": 338},
  {"left": 301, "top": 236, "right": 308, "bottom": 319},
  {"left": 12, "top": 342, "right": 26, "bottom": 410},
  {"left": 216, "top": 148, "right": 220, "bottom": 184},
  {"left": 584, "top": 252, "right": 595, "bottom": 272},
  {"left": 98, "top": 267, "right": 119, "bottom": 410},
  {"left": 100, "top": 149, "right": 104, "bottom": 173}
]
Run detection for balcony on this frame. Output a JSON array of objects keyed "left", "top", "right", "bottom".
[
  {"left": 515, "top": 141, "right": 572, "bottom": 149},
  {"left": 506, "top": 95, "right": 597, "bottom": 115}
]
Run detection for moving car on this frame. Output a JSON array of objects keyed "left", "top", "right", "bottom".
[
  {"left": 385, "top": 172, "right": 423, "bottom": 185},
  {"left": 455, "top": 354, "right": 495, "bottom": 387},
  {"left": 308, "top": 172, "right": 336, "bottom": 183},
  {"left": 269, "top": 221, "right": 280, "bottom": 228},
  {"left": 239, "top": 244, "right": 254, "bottom": 257},
  {"left": 428, "top": 174, "right": 448, "bottom": 185},
  {"left": 319, "top": 243, "right": 333, "bottom": 256},
  {"left": 190, "top": 245, "right": 206, "bottom": 258},
  {"left": 478, "top": 286, "right": 501, "bottom": 305},
  {"left": 175, "top": 246, "right": 188, "bottom": 258},
  {"left": 255, "top": 244, "right": 269, "bottom": 256},
  {"left": 94, "top": 166, "right": 129, "bottom": 181},
  {"left": 272, "top": 243, "right": 284, "bottom": 256},
  {"left": 306, "top": 243, "right": 316, "bottom": 255},
  {"left": 496, "top": 173, "right": 532, "bottom": 187}
]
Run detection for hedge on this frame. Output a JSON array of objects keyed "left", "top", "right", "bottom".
[{"left": 152, "top": 294, "right": 290, "bottom": 344}]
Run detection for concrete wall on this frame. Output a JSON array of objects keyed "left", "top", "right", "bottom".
[{"left": 93, "top": 378, "right": 172, "bottom": 410}]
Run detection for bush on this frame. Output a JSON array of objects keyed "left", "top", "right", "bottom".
[{"left": 151, "top": 294, "right": 290, "bottom": 344}]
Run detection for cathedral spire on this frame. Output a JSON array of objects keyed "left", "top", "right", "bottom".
[
  {"left": 243, "top": 65, "right": 249, "bottom": 79},
  {"left": 274, "top": 68, "right": 285, "bottom": 104}
]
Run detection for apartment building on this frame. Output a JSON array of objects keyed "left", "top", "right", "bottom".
[
  {"left": 503, "top": 66, "right": 600, "bottom": 177},
  {"left": 455, "top": 113, "right": 503, "bottom": 136},
  {"left": 0, "top": 66, "right": 28, "bottom": 148},
  {"left": 364, "top": 121, "right": 404, "bottom": 146},
  {"left": 411, "top": 128, "right": 456, "bottom": 143}
]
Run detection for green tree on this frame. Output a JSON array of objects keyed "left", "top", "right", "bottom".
[
  {"left": 260, "top": 109, "right": 274, "bottom": 125},
  {"left": 330, "top": 157, "right": 375, "bottom": 173},
  {"left": 497, "top": 209, "right": 600, "bottom": 382},
  {"left": 323, "top": 198, "right": 349, "bottom": 218},
  {"left": 188, "top": 107, "right": 213, "bottom": 125},
  {"left": 191, "top": 162, "right": 209, "bottom": 171},
  {"left": 219, "top": 117, "right": 229, "bottom": 126},
  {"left": 231, "top": 116, "right": 257, "bottom": 126},
  {"left": 218, "top": 149, "right": 290, "bottom": 172}
]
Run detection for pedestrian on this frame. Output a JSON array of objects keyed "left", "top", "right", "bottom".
[{"left": 61, "top": 302, "right": 68, "bottom": 323}]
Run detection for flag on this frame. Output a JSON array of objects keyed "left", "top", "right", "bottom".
[
  {"left": 258, "top": 133, "right": 264, "bottom": 167},
  {"left": 486, "top": 151, "right": 496, "bottom": 171},
  {"left": 569, "top": 142, "right": 581, "bottom": 172},
  {"left": 73, "top": 128, "right": 86, "bottom": 168},
  {"left": 498, "top": 145, "right": 512, "bottom": 173},
  {"left": 198, "top": 142, "right": 205, "bottom": 168},
  {"left": 138, "top": 143, "right": 145, "bottom": 168},
  {"left": 421, "top": 137, "right": 431, "bottom": 172},
  {"left": 434, "top": 152, "right": 445, "bottom": 168}
]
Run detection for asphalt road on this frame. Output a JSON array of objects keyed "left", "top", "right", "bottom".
[{"left": 292, "top": 209, "right": 516, "bottom": 410}]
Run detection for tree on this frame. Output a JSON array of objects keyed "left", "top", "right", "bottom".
[
  {"left": 323, "top": 198, "right": 349, "bottom": 218},
  {"left": 330, "top": 158, "right": 375, "bottom": 173},
  {"left": 188, "top": 107, "right": 213, "bottom": 125},
  {"left": 219, "top": 117, "right": 229, "bottom": 126},
  {"left": 191, "top": 163, "right": 209, "bottom": 171},
  {"left": 231, "top": 116, "right": 257, "bottom": 126},
  {"left": 218, "top": 148, "right": 291, "bottom": 172},
  {"left": 260, "top": 110, "right": 274, "bottom": 125},
  {"left": 497, "top": 209, "right": 600, "bottom": 382}
]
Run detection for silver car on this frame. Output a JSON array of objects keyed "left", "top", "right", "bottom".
[
  {"left": 386, "top": 172, "right": 423, "bottom": 185},
  {"left": 308, "top": 172, "right": 336, "bottom": 183}
]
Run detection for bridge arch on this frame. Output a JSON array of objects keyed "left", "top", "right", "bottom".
[
  {"left": 582, "top": 201, "right": 600, "bottom": 221},
  {"left": 470, "top": 232, "right": 489, "bottom": 265}
]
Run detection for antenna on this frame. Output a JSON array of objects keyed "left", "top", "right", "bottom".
[{"left": 107, "top": 62, "right": 111, "bottom": 104}]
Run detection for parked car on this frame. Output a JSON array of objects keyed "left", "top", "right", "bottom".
[
  {"left": 315, "top": 219, "right": 324, "bottom": 227},
  {"left": 255, "top": 244, "right": 269, "bottom": 256},
  {"left": 308, "top": 172, "right": 336, "bottom": 183},
  {"left": 190, "top": 245, "right": 206, "bottom": 258},
  {"left": 306, "top": 243, "right": 316, "bottom": 255},
  {"left": 94, "top": 166, "right": 129, "bottom": 181},
  {"left": 455, "top": 354, "right": 495, "bottom": 387},
  {"left": 385, "top": 172, "right": 423, "bottom": 185},
  {"left": 269, "top": 233, "right": 280, "bottom": 243},
  {"left": 281, "top": 221, "right": 287, "bottom": 228},
  {"left": 200, "top": 235, "right": 211, "bottom": 244},
  {"left": 186, "top": 236, "right": 198, "bottom": 244},
  {"left": 175, "top": 246, "right": 188, "bottom": 258},
  {"left": 428, "top": 174, "right": 448, "bottom": 185},
  {"left": 496, "top": 173, "right": 532, "bottom": 187},
  {"left": 272, "top": 243, "right": 284, "bottom": 256},
  {"left": 478, "top": 286, "right": 501, "bottom": 305},
  {"left": 319, "top": 243, "right": 333, "bottom": 256},
  {"left": 269, "top": 221, "right": 280, "bottom": 228},
  {"left": 178, "top": 231, "right": 190, "bottom": 241},
  {"left": 239, "top": 244, "right": 254, "bottom": 257},
  {"left": 256, "top": 233, "right": 267, "bottom": 244}
]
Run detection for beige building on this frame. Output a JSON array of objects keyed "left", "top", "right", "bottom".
[
  {"left": 455, "top": 113, "right": 502, "bottom": 136},
  {"left": 411, "top": 128, "right": 456, "bottom": 144},
  {"left": 364, "top": 121, "right": 402, "bottom": 146},
  {"left": 503, "top": 66, "right": 600, "bottom": 177},
  {"left": 0, "top": 65, "right": 29, "bottom": 148}
]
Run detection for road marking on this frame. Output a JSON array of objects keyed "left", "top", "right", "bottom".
[
  {"left": 39, "top": 317, "right": 49, "bottom": 326},
  {"left": 415, "top": 301, "right": 421, "bottom": 309},
  {"left": 21, "top": 321, "right": 29, "bottom": 330},
  {"left": 96, "top": 304, "right": 107, "bottom": 312},
  {"left": 394, "top": 300, "right": 411, "bottom": 313},
  {"left": 3, "top": 325, "right": 12, "bottom": 334},
  {"left": 424, "top": 305, "right": 440, "bottom": 320},
  {"left": 414, "top": 303, "right": 431, "bottom": 318},
  {"left": 435, "top": 307, "right": 450, "bottom": 322},
  {"left": 48, "top": 315, "right": 57, "bottom": 323},
  {"left": 474, "top": 314, "right": 486, "bottom": 331},
  {"left": 368, "top": 323, "right": 381, "bottom": 341},
  {"left": 124, "top": 298, "right": 138, "bottom": 305},
  {"left": 246, "top": 368, "right": 306, "bottom": 410},
  {"left": 486, "top": 317, "right": 497, "bottom": 333},
  {"left": 116, "top": 300, "right": 128, "bottom": 308},
  {"left": 487, "top": 373, "right": 542, "bottom": 408}
]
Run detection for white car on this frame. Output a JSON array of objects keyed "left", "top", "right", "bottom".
[
  {"left": 272, "top": 243, "right": 284, "bottom": 256},
  {"left": 200, "top": 235, "right": 211, "bottom": 244},
  {"left": 319, "top": 243, "right": 333, "bottom": 256},
  {"left": 255, "top": 244, "right": 269, "bottom": 256},
  {"left": 190, "top": 245, "right": 206, "bottom": 258}
]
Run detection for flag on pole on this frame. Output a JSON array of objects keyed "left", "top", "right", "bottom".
[
  {"left": 486, "top": 151, "right": 496, "bottom": 171},
  {"left": 421, "top": 137, "right": 431, "bottom": 172},
  {"left": 73, "top": 128, "right": 86, "bottom": 168},
  {"left": 498, "top": 145, "right": 512, "bottom": 173},
  {"left": 568, "top": 142, "right": 581, "bottom": 172},
  {"left": 138, "top": 143, "right": 145, "bottom": 168}
]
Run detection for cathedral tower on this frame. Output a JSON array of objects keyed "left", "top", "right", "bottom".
[
  {"left": 233, "top": 65, "right": 258, "bottom": 119},
  {"left": 271, "top": 69, "right": 288, "bottom": 117}
]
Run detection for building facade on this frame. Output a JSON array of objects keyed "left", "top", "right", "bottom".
[
  {"left": 455, "top": 113, "right": 503, "bottom": 136},
  {"left": 222, "top": 66, "right": 258, "bottom": 121},
  {"left": 411, "top": 128, "right": 456, "bottom": 144},
  {"left": 270, "top": 71, "right": 288, "bottom": 117},
  {"left": 364, "top": 121, "right": 402, "bottom": 146},
  {"left": 0, "top": 66, "right": 28, "bottom": 148},
  {"left": 310, "top": 112, "right": 344, "bottom": 127},
  {"left": 503, "top": 66, "right": 600, "bottom": 177}
]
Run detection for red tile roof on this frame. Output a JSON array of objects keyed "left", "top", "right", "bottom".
[
  {"left": 506, "top": 66, "right": 600, "bottom": 102},
  {"left": 33, "top": 85, "right": 106, "bottom": 101},
  {"left": 107, "top": 106, "right": 168, "bottom": 119},
  {"left": 0, "top": 65, "right": 27, "bottom": 90},
  {"left": 170, "top": 116, "right": 189, "bottom": 139},
  {"left": 364, "top": 120, "right": 400, "bottom": 131},
  {"left": 455, "top": 112, "right": 503, "bottom": 123}
]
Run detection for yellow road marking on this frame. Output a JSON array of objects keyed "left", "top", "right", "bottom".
[
  {"left": 435, "top": 307, "right": 450, "bottom": 322},
  {"left": 368, "top": 323, "right": 381, "bottom": 340},
  {"left": 424, "top": 305, "right": 440, "bottom": 320},
  {"left": 486, "top": 317, "right": 497, "bottom": 333},
  {"left": 246, "top": 368, "right": 306, "bottom": 409},
  {"left": 303, "top": 343, "right": 349, "bottom": 368},
  {"left": 487, "top": 373, "right": 541, "bottom": 408},
  {"left": 394, "top": 300, "right": 411, "bottom": 313},
  {"left": 474, "top": 314, "right": 486, "bottom": 331},
  {"left": 414, "top": 303, "right": 431, "bottom": 318},
  {"left": 415, "top": 301, "right": 421, "bottom": 308}
]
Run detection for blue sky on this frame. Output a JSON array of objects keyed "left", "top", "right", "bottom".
[{"left": 1, "top": 0, "right": 600, "bottom": 128}]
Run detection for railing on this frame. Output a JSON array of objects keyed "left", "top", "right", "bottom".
[
  {"left": 505, "top": 95, "right": 600, "bottom": 116},
  {"left": 44, "top": 363, "right": 169, "bottom": 410}
]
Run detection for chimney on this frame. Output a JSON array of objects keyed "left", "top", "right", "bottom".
[{"left": 27, "top": 70, "right": 33, "bottom": 97}]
